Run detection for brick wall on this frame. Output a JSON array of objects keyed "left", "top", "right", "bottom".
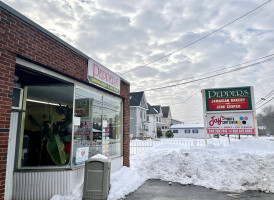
[
  {"left": 120, "top": 81, "right": 130, "bottom": 167},
  {"left": 0, "top": 48, "right": 15, "bottom": 200},
  {"left": 0, "top": 6, "right": 130, "bottom": 199}
]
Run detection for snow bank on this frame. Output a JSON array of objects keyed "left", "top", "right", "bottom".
[
  {"left": 51, "top": 183, "right": 83, "bottom": 200},
  {"left": 131, "top": 138, "right": 274, "bottom": 193},
  {"left": 51, "top": 138, "right": 274, "bottom": 200},
  {"left": 107, "top": 167, "right": 146, "bottom": 200},
  {"left": 50, "top": 167, "right": 145, "bottom": 200}
]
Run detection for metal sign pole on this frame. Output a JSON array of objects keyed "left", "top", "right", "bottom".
[
  {"left": 251, "top": 86, "right": 259, "bottom": 139},
  {"left": 254, "top": 115, "right": 259, "bottom": 138},
  {"left": 202, "top": 89, "right": 207, "bottom": 145}
]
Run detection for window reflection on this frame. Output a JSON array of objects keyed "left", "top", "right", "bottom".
[
  {"left": 73, "top": 88, "right": 102, "bottom": 166},
  {"left": 73, "top": 87, "right": 123, "bottom": 166},
  {"left": 19, "top": 85, "right": 73, "bottom": 168},
  {"left": 103, "top": 96, "right": 122, "bottom": 157}
]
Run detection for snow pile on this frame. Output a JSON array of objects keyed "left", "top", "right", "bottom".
[
  {"left": 51, "top": 183, "right": 83, "bottom": 200},
  {"left": 91, "top": 154, "right": 108, "bottom": 160},
  {"left": 108, "top": 167, "right": 146, "bottom": 200},
  {"left": 50, "top": 167, "right": 145, "bottom": 200},
  {"left": 51, "top": 138, "right": 274, "bottom": 200},
  {"left": 131, "top": 138, "right": 274, "bottom": 193}
]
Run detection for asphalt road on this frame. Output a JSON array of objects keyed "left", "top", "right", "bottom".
[{"left": 125, "top": 180, "right": 274, "bottom": 200}]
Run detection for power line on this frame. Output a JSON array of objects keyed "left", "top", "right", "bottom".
[
  {"left": 255, "top": 89, "right": 274, "bottom": 105},
  {"left": 166, "top": 93, "right": 197, "bottom": 106},
  {"left": 256, "top": 96, "right": 274, "bottom": 109},
  {"left": 120, "top": 0, "right": 272, "bottom": 75},
  {"left": 166, "top": 54, "right": 274, "bottom": 85},
  {"left": 144, "top": 56, "right": 274, "bottom": 92}
]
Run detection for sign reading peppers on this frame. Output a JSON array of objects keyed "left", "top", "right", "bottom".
[
  {"left": 205, "top": 87, "right": 253, "bottom": 111},
  {"left": 202, "top": 86, "right": 256, "bottom": 135}
]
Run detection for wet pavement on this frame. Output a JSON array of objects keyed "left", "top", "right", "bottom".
[{"left": 125, "top": 179, "right": 274, "bottom": 200}]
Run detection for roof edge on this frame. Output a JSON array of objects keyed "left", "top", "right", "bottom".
[{"left": 121, "top": 77, "right": 130, "bottom": 85}]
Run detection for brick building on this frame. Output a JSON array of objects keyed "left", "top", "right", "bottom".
[{"left": 0, "top": 2, "right": 130, "bottom": 200}]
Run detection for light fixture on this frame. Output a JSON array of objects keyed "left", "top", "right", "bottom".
[{"left": 27, "top": 99, "right": 64, "bottom": 106}]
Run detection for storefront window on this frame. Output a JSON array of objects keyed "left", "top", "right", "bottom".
[
  {"left": 73, "top": 87, "right": 123, "bottom": 166},
  {"left": 19, "top": 85, "right": 74, "bottom": 168},
  {"left": 102, "top": 96, "right": 122, "bottom": 157},
  {"left": 73, "top": 87, "right": 103, "bottom": 166}
]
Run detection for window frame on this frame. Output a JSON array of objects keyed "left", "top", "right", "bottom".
[
  {"left": 185, "top": 129, "right": 191, "bottom": 134},
  {"left": 192, "top": 129, "right": 199, "bottom": 133},
  {"left": 15, "top": 58, "right": 124, "bottom": 170}
]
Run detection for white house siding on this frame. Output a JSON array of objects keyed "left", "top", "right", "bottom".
[
  {"left": 172, "top": 128, "right": 206, "bottom": 139},
  {"left": 130, "top": 108, "right": 137, "bottom": 138},
  {"left": 146, "top": 115, "right": 156, "bottom": 138},
  {"left": 131, "top": 107, "right": 148, "bottom": 138}
]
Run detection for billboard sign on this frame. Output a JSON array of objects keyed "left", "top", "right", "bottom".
[
  {"left": 88, "top": 59, "right": 120, "bottom": 94},
  {"left": 206, "top": 112, "right": 255, "bottom": 134},
  {"left": 202, "top": 86, "right": 257, "bottom": 136},
  {"left": 205, "top": 87, "right": 252, "bottom": 111}
]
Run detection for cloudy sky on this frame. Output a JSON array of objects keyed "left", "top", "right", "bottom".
[{"left": 3, "top": 0, "right": 274, "bottom": 123}]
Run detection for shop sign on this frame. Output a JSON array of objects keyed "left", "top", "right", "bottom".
[
  {"left": 74, "top": 119, "right": 92, "bottom": 136},
  {"left": 75, "top": 147, "right": 89, "bottom": 165},
  {"left": 206, "top": 113, "right": 255, "bottom": 134},
  {"left": 205, "top": 87, "right": 253, "bottom": 111},
  {"left": 75, "top": 98, "right": 91, "bottom": 118},
  {"left": 88, "top": 59, "right": 120, "bottom": 94}
]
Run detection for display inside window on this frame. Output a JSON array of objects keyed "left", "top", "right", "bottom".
[
  {"left": 102, "top": 96, "right": 122, "bottom": 157},
  {"left": 19, "top": 85, "right": 74, "bottom": 168},
  {"left": 73, "top": 87, "right": 103, "bottom": 166},
  {"left": 73, "top": 88, "right": 123, "bottom": 165}
]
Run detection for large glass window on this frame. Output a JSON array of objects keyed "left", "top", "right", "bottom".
[
  {"left": 19, "top": 85, "right": 74, "bottom": 168},
  {"left": 73, "top": 87, "right": 103, "bottom": 166},
  {"left": 18, "top": 84, "right": 123, "bottom": 169},
  {"left": 73, "top": 87, "right": 123, "bottom": 166},
  {"left": 103, "top": 96, "right": 122, "bottom": 157}
]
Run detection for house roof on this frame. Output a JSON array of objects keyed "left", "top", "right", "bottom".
[
  {"left": 171, "top": 119, "right": 182, "bottom": 124},
  {"left": 147, "top": 104, "right": 161, "bottom": 114},
  {"left": 161, "top": 106, "right": 170, "bottom": 118},
  {"left": 130, "top": 91, "right": 144, "bottom": 106},
  {"left": 171, "top": 124, "right": 204, "bottom": 129}
]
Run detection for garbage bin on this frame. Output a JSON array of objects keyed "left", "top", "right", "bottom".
[{"left": 83, "top": 158, "right": 111, "bottom": 200}]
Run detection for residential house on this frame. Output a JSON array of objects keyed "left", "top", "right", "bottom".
[
  {"left": 130, "top": 92, "right": 149, "bottom": 138},
  {"left": 161, "top": 106, "right": 172, "bottom": 133},
  {"left": 170, "top": 124, "right": 212, "bottom": 139},
  {"left": 146, "top": 104, "right": 163, "bottom": 138}
]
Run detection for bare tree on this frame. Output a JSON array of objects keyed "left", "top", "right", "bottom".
[{"left": 257, "top": 105, "right": 274, "bottom": 136}]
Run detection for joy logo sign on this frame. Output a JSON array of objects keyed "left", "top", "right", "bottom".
[{"left": 209, "top": 115, "right": 225, "bottom": 126}]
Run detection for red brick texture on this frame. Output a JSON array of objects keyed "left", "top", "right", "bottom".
[
  {"left": 120, "top": 81, "right": 130, "bottom": 167},
  {"left": 0, "top": 7, "right": 130, "bottom": 199}
]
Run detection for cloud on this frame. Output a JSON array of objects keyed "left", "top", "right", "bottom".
[{"left": 2, "top": 0, "right": 274, "bottom": 122}]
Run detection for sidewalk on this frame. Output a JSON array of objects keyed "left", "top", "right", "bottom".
[{"left": 125, "top": 180, "right": 274, "bottom": 200}]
